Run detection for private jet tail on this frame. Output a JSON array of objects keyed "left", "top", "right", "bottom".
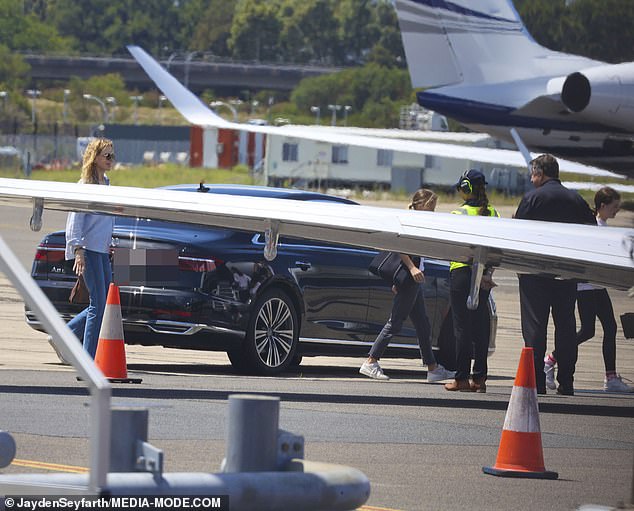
[{"left": 394, "top": 0, "right": 597, "bottom": 88}]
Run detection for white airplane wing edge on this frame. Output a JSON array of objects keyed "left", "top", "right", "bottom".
[
  {"left": 0, "top": 178, "right": 631, "bottom": 290},
  {"left": 127, "top": 45, "right": 618, "bottom": 178}
]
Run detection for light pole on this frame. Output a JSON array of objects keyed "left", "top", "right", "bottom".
[
  {"left": 166, "top": 52, "right": 178, "bottom": 72},
  {"left": 83, "top": 94, "right": 108, "bottom": 124},
  {"left": 26, "top": 89, "right": 41, "bottom": 125},
  {"left": 184, "top": 51, "right": 198, "bottom": 88},
  {"left": 310, "top": 106, "right": 320, "bottom": 125},
  {"left": 129, "top": 95, "right": 142, "bottom": 125},
  {"left": 209, "top": 100, "right": 238, "bottom": 122},
  {"left": 62, "top": 89, "right": 70, "bottom": 123},
  {"left": 229, "top": 99, "right": 242, "bottom": 119},
  {"left": 157, "top": 95, "right": 167, "bottom": 124},
  {"left": 105, "top": 96, "right": 117, "bottom": 122},
  {"left": 327, "top": 104, "right": 341, "bottom": 126},
  {"left": 343, "top": 105, "right": 352, "bottom": 127},
  {"left": 0, "top": 91, "right": 7, "bottom": 112}
]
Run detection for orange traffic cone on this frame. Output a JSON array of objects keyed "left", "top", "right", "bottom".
[
  {"left": 483, "top": 347, "right": 557, "bottom": 479},
  {"left": 94, "top": 283, "right": 142, "bottom": 384}
]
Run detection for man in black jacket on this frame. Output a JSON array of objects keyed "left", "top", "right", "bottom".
[{"left": 515, "top": 154, "right": 596, "bottom": 395}]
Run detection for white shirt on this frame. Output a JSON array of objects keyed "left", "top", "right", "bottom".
[{"left": 65, "top": 177, "right": 114, "bottom": 259}]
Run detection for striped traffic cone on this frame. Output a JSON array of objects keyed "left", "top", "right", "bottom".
[
  {"left": 94, "top": 283, "right": 142, "bottom": 384},
  {"left": 483, "top": 347, "right": 557, "bottom": 479}
]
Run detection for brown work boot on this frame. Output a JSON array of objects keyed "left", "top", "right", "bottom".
[
  {"left": 444, "top": 379, "right": 473, "bottom": 392},
  {"left": 471, "top": 376, "right": 487, "bottom": 393}
]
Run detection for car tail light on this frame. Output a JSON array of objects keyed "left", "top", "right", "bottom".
[
  {"left": 34, "top": 243, "right": 65, "bottom": 263},
  {"left": 178, "top": 255, "right": 220, "bottom": 272}
]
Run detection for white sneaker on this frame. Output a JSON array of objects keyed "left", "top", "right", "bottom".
[
  {"left": 47, "top": 335, "right": 70, "bottom": 365},
  {"left": 544, "top": 358, "right": 557, "bottom": 390},
  {"left": 604, "top": 375, "right": 634, "bottom": 393},
  {"left": 427, "top": 364, "right": 456, "bottom": 382},
  {"left": 359, "top": 361, "right": 390, "bottom": 380}
]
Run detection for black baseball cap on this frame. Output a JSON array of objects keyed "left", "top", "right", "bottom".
[{"left": 456, "top": 169, "right": 487, "bottom": 189}]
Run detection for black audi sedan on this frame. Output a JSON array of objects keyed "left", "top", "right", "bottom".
[{"left": 26, "top": 184, "right": 496, "bottom": 375}]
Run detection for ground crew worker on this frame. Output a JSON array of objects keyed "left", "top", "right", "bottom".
[{"left": 445, "top": 169, "right": 500, "bottom": 393}]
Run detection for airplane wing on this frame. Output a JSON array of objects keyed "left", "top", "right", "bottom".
[
  {"left": 127, "top": 46, "right": 619, "bottom": 178},
  {"left": 0, "top": 178, "right": 631, "bottom": 291}
]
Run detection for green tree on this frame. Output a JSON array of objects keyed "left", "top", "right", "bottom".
[
  {"left": 49, "top": 0, "right": 181, "bottom": 55},
  {"left": 229, "top": 0, "right": 282, "bottom": 61},
  {"left": 290, "top": 0, "right": 339, "bottom": 64},
  {"left": 291, "top": 62, "right": 411, "bottom": 127},
  {"left": 515, "top": 0, "right": 634, "bottom": 63},
  {"left": 335, "top": 0, "right": 374, "bottom": 64},
  {"left": 0, "top": 0, "right": 73, "bottom": 52},
  {"left": 47, "top": 0, "right": 109, "bottom": 53},
  {"left": 103, "top": 0, "right": 182, "bottom": 56},
  {"left": 367, "top": 1, "right": 405, "bottom": 68},
  {"left": 359, "top": 96, "right": 400, "bottom": 128},
  {"left": 185, "top": 0, "right": 235, "bottom": 55},
  {"left": 278, "top": 2, "right": 305, "bottom": 62},
  {"left": 82, "top": 73, "right": 128, "bottom": 103},
  {"left": 564, "top": 0, "right": 634, "bottom": 63},
  {"left": 0, "top": 44, "right": 30, "bottom": 90}
]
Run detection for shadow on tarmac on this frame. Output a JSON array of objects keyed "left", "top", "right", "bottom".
[{"left": 0, "top": 382, "right": 632, "bottom": 418}]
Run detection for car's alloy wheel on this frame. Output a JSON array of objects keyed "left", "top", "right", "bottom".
[{"left": 243, "top": 289, "right": 298, "bottom": 375}]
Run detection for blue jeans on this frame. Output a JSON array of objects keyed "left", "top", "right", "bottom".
[
  {"left": 369, "top": 277, "right": 436, "bottom": 366},
  {"left": 67, "top": 250, "right": 112, "bottom": 358}
]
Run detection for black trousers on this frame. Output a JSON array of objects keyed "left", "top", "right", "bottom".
[
  {"left": 518, "top": 274, "right": 577, "bottom": 392},
  {"left": 576, "top": 288, "right": 617, "bottom": 373},
  {"left": 450, "top": 266, "right": 491, "bottom": 382}
]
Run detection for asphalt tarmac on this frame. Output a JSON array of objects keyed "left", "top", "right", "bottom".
[{"left": 0, "top": 202, "right": 633, "bottom": 511}]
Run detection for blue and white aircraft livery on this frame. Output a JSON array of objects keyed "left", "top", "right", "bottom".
[{"left": 395, "top": 0, "right": 634, "bottom": 176}]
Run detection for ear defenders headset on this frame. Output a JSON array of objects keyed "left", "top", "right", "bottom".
[{"left": 457, "top": 172, "right": 473, "bottom": 195}]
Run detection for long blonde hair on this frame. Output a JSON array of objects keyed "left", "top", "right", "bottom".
[{"left": 80, "top": 138, "right": 113, "bottom": 184}]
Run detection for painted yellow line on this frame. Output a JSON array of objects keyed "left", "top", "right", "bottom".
[
  {"left": 11, "top": 461, "right": 402, "bottom": 510},
  {"left": 11, "top": 458, "right": 88, "bottom": 474}
]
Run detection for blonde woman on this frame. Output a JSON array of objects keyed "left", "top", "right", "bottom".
[
  {"left": 360, "top": 189, "right": 455, "bottom": 382},
  {"left": 64, "top": 138, "right": 116, "bottom": 358}
]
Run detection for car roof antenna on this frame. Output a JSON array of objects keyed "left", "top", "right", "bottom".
[{"left": 197, "top": 181, "right": 209, "bottom": 193}]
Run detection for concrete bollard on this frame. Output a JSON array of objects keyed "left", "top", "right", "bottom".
[
  {"left": 224, "top": 394, "right": 279, "bottom": 473},
  {"left": 0, "top": 431, "right": 16, "bottom": 468}
]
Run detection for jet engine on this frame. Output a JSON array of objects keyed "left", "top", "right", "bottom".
[{"left": 555, "top": 62, "right": 634, "bottom": 130}]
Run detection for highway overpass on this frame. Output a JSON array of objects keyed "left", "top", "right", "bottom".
[{"left": 23, "top": 54, "right": 340, "bottom": 93}]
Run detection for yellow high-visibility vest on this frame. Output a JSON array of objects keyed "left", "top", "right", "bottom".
[{"left": 450, "top": 204, "right": 500, "bottom": 272}]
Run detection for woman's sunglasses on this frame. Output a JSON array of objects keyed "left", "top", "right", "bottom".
[{"left": 101, "top": 152, "right": 115, "bottom": 161}]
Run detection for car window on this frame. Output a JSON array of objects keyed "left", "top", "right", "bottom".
[{"left": 251, "top": 233, "right": 374, "bottom": 254}]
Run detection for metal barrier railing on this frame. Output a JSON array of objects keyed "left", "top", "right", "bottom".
[{"left": 0, "top": 234, "right": 111, "bottom": 493}]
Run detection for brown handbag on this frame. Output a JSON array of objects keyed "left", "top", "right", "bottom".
[{"left": 69, "top": 274, "right": 89, "bottom": 304}]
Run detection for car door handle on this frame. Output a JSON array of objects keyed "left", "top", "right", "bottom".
[{"left": 295, "top": 261, "right": 312, "bottom": 271}]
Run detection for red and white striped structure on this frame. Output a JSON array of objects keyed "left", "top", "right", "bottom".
[{"left": 483, "top": 347, "right": 558, "bottom": 479}]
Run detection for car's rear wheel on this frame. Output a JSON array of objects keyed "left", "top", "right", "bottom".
[{"left": 242, "top": 288, "right": 299, "bottom": 375}]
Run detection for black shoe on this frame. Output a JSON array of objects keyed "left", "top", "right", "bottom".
[{"left": 556, "top": 386, "right": 574, "bottom": 396}]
